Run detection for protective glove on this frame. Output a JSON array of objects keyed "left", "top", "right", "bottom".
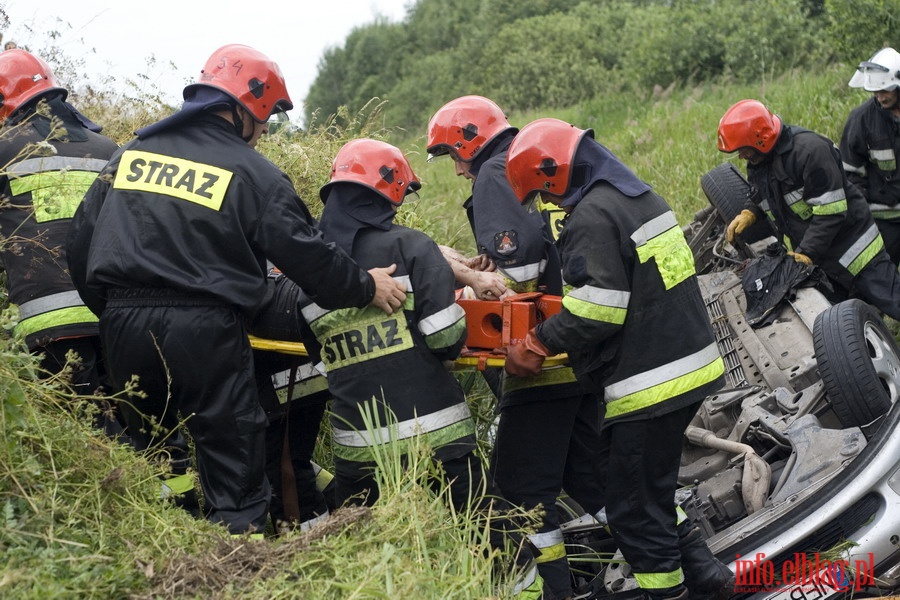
[
  {"left": 788, "top": 251, "right": 813, "bottom": 266},
  {"left": 505, "top": 329, "right": 552, "bottom": 377},
  {"left": 726, "top": 209, "right": 757, "bottom": 243}
]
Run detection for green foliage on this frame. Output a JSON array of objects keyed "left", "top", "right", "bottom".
[
  {"left": 824, "top": 0, "right": 899, "bottom": 61},
  {"left": 305, "top": 0, "right": 883, "bottom": 133}
]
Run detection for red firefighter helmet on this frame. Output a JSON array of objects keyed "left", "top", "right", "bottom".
[
  {"left": 185, "top": 44, "right": 293, "bottom": 123},
  {"left": 426, "top": 95, "right": 515, "bottom": 162},
  {"left": 505, "top": 118, "right": 593, "bottom": 203},
  {"left": 320, "top": 138, "right": 421, "bottom": 206},
  {"left": 717, "top": 99, "right": 782, "bottom": 154},
  {"left": 0, "top": 49, "right": 66, "bottom": 122}
]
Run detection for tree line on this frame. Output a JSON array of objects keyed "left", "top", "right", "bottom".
[{"left": 303, "top": 0, "right": 896, "bottom": 131}]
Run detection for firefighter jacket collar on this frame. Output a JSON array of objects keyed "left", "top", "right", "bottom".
[
  {"left": 135, "top": 87, "right": 234, "bottom": 139},
  {"left": 560, "top": 138, "right": 652, "bottom": 209},
  {"left": 319, "top": 183, "right": 395, "bottom": 254}
]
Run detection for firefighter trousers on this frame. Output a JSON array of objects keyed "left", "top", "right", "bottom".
[
  {"left": 491, "top": 393, "right": 606, "bottom": 598},
  {"left": 602, "top": 401, "right": 702, "bottom": 595},
  {"left": 101, "top": 292, "right": 270, "bottom": 535}
]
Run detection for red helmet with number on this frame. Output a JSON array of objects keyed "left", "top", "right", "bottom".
[
  {"left": 185, "top": 44, "right": 293, "bottom": 123},
  {"left": 0, "top": 49, "right": 66, "bottom": 122},
  {"left": 426, "top": 95, "right": 516, "bottom": 162},
  {"left": 505, "top": 118, "right": 593, "bottom": 203},
  {"left": 320, "top": 138, "right": 421, "bottom": 206},
  {"left": 717, "top": 99, "right": 782, "bottom": 154}
]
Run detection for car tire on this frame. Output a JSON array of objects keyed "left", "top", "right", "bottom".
[
  {"left": 700, "top": 163, "right": 772, "bottom": 244},
  {"left": 813, "top": 299, "right": 900, "bottom": 433}
]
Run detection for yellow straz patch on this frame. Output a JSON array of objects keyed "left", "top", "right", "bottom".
[
  {"left": 113, "top": 150, "right": 233, "bottom": 210},
  {"left": 319, "top": 317, "right": 412, "bottom": 369}
]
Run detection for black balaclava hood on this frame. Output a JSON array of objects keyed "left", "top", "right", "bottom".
[
  {"left": 560, "top": 137, "right": 652, "bottom": 209},
  {"left": 469, "top": 128, "right": 517, "bottom": 178},
  {"left": 8, "top": 92, "right": 101, "bottom": 140},
  {"left": 319, "top": 182, "right": 396, "bottom": 255},
  {"left": 135, "top": 86, "right": 235, "bottom": 139}
]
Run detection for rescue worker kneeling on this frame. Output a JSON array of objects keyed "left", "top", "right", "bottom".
[{"left": 299, "top": 138, "right": 543, "bottom": 598}]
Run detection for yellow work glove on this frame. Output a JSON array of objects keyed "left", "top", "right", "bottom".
[
  {"left": 726, "top": 209, "right": 757, "bottom": 243},
  {"left": 788, "top": 251, "right": 813, "bottom": 266}
]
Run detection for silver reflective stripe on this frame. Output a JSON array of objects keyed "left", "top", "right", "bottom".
[
  {"left": 394, "top": 274, "right": 412, "bottom": 291},
  {"left": 566, "top": 285, "right": 630, "bottom": 309},
  {"left": 271, "top": 362, "right": 322, "bottom": 388},
  {"left": 419, "top": 303, "right": 465, "bottom": 336},
  {"left": 843, "top": 160, "right": 867, "bottom": 176},
  {"left": 630, "top": 211, "right": 678, "bottom": 246},
  {"left": 760, "top": 199, "right": 771, "bottom": 212},
  {"left": 332, "top": 402, "right": 472, "bottom": 447},
  {"left": 301, "top": 302, "right": 329, "bottom": 323},
  {"left": 840, "top": 223, "right": 881, "bottom": 269},
  {"left": 528, "top": 528, "right": 564, "bottom": 549},
  {"left": 500, "top": 260, "right": 544, "bottom": 284},
  {"left": 513, "top": 564, "right": 538, "bottom": 595},
  {"left": 870, "top": 148, "right": 895, "bottom": 161},
  {"left": 17, "top": 290, "right": 86, "bottom": 320},
  {"left": 605, "top": 342, "right": 721, "bottom": 402},
  {"left": 298, "top": 511, "right": 329, "bottom": 532},
  {"left": 302, "top": 275, "right": 413, "bottom": 324},
  {"left": 783, "top": 188, "right": 804, "bottom": 206},
  {"left": 806, "top": 188, "right": 845, "bottom": 207},
  {"left": 8, "top": 156, "right": 109, "bottom": 175}
]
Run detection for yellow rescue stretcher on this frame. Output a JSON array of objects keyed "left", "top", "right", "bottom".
[{"left": 247, "top": 335, "right": 568, "bottom": 370}]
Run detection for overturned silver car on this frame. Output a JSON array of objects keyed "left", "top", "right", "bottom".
[{"left": 563, "top": 163, "right": 900, "bottom": 600}]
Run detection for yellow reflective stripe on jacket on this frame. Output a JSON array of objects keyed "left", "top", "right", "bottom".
[
  {"left": 634, "top": 567, "right": 685, "bottom": 590},
  {"left": 840, "top": 224, "right": 884, "bottom": 276},
  {"left": 562, "top": 285, "right": 630, "bottom": 324},
  {"left": 783, "top": 189, "right": 813, "bottom": 220},
  {"left": 113, "top": 150, "right": 233, "bottom": 211},
  {"left": 604, "top": 343, "right": 724, "bottom": 418},
  {"left": 808, "top": 189, "right": 847, "bottom": 216},
  {"left": 502, "top": 365, "right": 579, "bottom": 393},
  {"left": 15, "top": 306, "right": 99, "bottom": 338},
  {"left": 331, "top": 402, "right": 475, "bottom": 462},
  {"left": 529, "top": 529, "right": 567, "bottom": 563},
  {"left": 632, "top": 212, "right": 695, "bottom": 289},
  {"left": 419, "top": 302, "right": 466, "bottom": 351},
  {"left": 10, "top": 170, "right": 100, "bottom": 222}
]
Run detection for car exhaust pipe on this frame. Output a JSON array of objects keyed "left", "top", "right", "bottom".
[{"left": 684, "top": 426, "right": 772, "bottom": 514}]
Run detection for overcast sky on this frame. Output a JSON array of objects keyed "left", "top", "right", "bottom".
[{"left": 2, "top": 0, "right": 410, "bottom": 117}]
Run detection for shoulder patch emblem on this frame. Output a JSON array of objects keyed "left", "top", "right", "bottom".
[{"left": 494, "top": 230, "right": 518, "bottom": 256}]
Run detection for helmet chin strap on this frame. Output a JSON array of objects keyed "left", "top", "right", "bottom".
[{"left": 231, "top": 105, "right": 254, "bottom": 143}]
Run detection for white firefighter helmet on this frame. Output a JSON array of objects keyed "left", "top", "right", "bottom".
[{"left": 848, "top": 47, "right": 900, "bottom": 91}]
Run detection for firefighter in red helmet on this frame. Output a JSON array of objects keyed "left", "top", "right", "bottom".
[
  {"left": 718, "top": 99, "right": 900, "bottom": 320},
  {"left": 428, "top": 95, "right": 606, "bottom": 599},
  {"left": 0, "top": 49, "right": 123, "bottom": 434},
  {"left": 67, "top": 44, "right": 406, "bottom": 535},
  {"left": 300, "top": 137, "right": 543, "bottom": 599},
  {"left": 505, "top": 117, "right": 731, "bottom": 600}
]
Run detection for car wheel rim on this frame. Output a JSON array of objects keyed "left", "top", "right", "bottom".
[{"left": 865, "top": 319, "right": 900, "bottom": 403}]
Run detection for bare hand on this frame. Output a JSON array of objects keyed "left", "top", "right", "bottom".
[
  {"left": 464, "top": 253, "right": 497, "bottom": 272},
  {"left": 469, "top": 270, "right": 512, "bottom": 300},
  {"left": 368, "top": 264, "right": 406, "bottom": 314}
]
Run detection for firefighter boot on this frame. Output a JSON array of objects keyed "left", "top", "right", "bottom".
[{"left": 677, "top": 523, "right": 734, "bottom": 600}]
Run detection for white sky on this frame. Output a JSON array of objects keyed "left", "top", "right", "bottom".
[{"left": 2, "top": 0, "right": 410, "bottom": 118}]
